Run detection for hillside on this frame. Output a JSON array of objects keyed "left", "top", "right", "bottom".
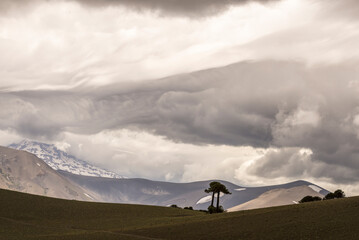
[
  {"left": 0, "top": 188, "right": 358, "bottom": 240},
  {"left": 0, "top": 146, "right": 97, "bottom": 201},
  {"left": 227, "top": 185, "right": 323, "bottom": 211}
]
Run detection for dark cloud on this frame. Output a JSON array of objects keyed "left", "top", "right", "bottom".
[
  {"left": 249, "top": 148, "right": 359, "bottom": 184},
  {"left": 1, "top": 60, "right": 359, "bottom": 185},
  {"left": 72, "top": 0, "right": 279, "bottom": 17},
  {"left": 0, "top": 0, "right": 279, "bottom": 17}
]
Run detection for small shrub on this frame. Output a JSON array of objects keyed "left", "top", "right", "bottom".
[
  {"left": 324, "top": 193, "right": 335, "bottom": 200},
  {"left": 324, "top": 189, "right": 345, "bottom": 200},
  {"left": 184, "top": 206, "right": 193, "bottom": 210},
  {"left": 207, "top": 205, "right": 216, "bottom": 214},
  {"left": 299, "top": 195, "right": 322, "bottom": 203},
  {"left": 334, "top": 189, "right": 345, "bottom": 198},
  {"left": 170, "top": 204, "right": 179, "bottom": 208},
  {"left": 217, "top": 206, "right": 224, "bottom": 213},
  {"left": 207, "top": 205, "right": 224, "bottom": 214}
]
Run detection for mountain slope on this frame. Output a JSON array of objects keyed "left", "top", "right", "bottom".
[
  {"left": 227, "top": 185, "right": 324, "bottom": 211},
  {"left": 60, "top": 170, "right": 330, "bottom": 210},
  {"left": 9, "top": 140, "right": 123, "bottom": 178},
  {"left": 0, "top": 146, "right": 98, "bottom": 201}
]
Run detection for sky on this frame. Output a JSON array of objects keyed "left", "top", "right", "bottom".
[{"left": 1, "top": 0, "right": 359, "bottom": 195}]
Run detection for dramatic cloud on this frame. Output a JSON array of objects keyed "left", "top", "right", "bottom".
[
  {"left": 73, "top": 0, "right": 281, "bottom": 17},
  {"left": 0, "top": 0, "right": 280, "bottom": 17},
  {"left": 0, "top": 0, "right": 308, "bottom": 91},
  {"left": 1, "top": 60, "right": 359, "bottom": 192},
  {"left": 1, "top": 0, "right": 359, "bottom": 195}
]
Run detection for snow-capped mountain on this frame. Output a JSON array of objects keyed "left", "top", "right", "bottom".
[{"left": 8, "top": 140, "right": 124, "bottom": 179}]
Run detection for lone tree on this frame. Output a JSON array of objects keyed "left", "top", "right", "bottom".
[
  {"left": 204, "top": 181, "right": 220, "bottom": 208},
  {"left": 205, "top": 181, "right": 231, "bottom": 213}
]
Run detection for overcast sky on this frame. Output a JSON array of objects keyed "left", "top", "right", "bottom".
[{"left": 1, "top": 0, "right": 359, "bottom": 195}]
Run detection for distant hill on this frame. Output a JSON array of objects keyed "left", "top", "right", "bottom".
[
  {"left": 8, "top": 140, "right": 124, "bottom": 179},
  {"left": 60, "top": 170, "right": 330, "bottom": 210},
  {"left": 2, "top": 143, "right": 330, "bottom": 211},
  {"left": 228, "top": 185, "right": 324, "bottom": 211},
  {"left": 0, "top": 187, "right": 358, "bottom": 240},
  {"left": 0, "top": 146, "right": 97, "bottom": 201}
]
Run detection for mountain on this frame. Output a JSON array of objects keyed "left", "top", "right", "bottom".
[
  {"left": 59, "top": 170, "right": 330, "bottom": 211},
  {"left": 0, "top": 146, "right": 98, "bottom": 201},
  {"left": 3, "top": 141, "right": 331, "bottom": 211},
  {"left": 9, "top": 140, "right": 123, "bottom": 179}
]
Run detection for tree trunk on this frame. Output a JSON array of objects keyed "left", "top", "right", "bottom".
[
  {"left": 216, "top": 191, "right": 220, "bottom": 212},
  {"left": 211, "top": 192, "right": 215, "bottom": 207}
]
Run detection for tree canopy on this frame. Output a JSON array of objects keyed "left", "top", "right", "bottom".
[{"left": 205, "top": 181, "right": 231, "bottom": 213}]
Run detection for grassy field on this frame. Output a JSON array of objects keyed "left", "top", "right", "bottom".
[{"left": 0, "top": 189, "right": 358, "bottom": 240}]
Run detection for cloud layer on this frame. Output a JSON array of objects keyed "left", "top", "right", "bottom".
[
  {"left": 1, "top": 0, "right": 359, "bottom": 195},
  {"left": 0, "top": 0, "right": 279, "bottom": 17},
  {"left": 1, "top": 60, "right": 359, "bottom": 189}
]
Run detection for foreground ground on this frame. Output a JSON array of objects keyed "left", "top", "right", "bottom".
[{"left": 0, "top": 189, "right": 358, "bottom": 240}]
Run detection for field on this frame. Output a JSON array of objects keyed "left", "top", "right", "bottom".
[{"left": 0, "top": 189, "right": 358, "bottom": 240}]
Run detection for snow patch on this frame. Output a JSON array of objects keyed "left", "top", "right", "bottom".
[
  {"left": 235, "top": 188, "right": 246, "bottom": 191},
  {"left": 196, "top": 196, "right": 212, "bottom": 205},
  {"left": 293, "top": 201, "right": 299, "bottom": 204},
  {"left": 36, "top": 163, "right": 41, "bottom": 167},
  {"left": 308, "top": 185, "right": 322, "bottom": 193},
  {"left": 196, "top": 193, "right": 225, "bottom": 205},
  {"left": 141, "top": 188, "right": 170, "bottom": 196},
  {"left": 84, "top": 193, "right": 94, "bottom": 200}
]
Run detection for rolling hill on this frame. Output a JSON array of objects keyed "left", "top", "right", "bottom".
[
  {"left": 0, "top": 188, "right": 358, "bottom": 240},
  {"left": 60, "top": 170, "right": 329, "bottom": 210}
]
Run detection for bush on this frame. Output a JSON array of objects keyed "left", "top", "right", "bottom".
[
  {"left": 334, "top": 189, "right": 345, "bottom": 198},
  {"left": 170, "top": 204, "right": 179, "bottom": 208},
  {"left": 207, "top": 206, "right": 216, "bottom": 214},
  {"left": 207, "top": 205, "right": 224, "bottom": 214},
  {"left": 184, "top": 206, "right": 193, "bottom": 210},
  {"left": 324, "top": 193, "right": 335, "bottom": 200},
  {"left": 324, "top": 189, "right": 345, "bottom": 200},
  {"left": 299, "top": 195, "right": 322, "bottom": 203}
]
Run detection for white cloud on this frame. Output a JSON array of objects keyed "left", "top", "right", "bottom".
[
  {"left": 1, "top": 0, "right": 359, "bottom": 197},
  {"left": 287, "top": 109, "right": 321, "bottom": 127},
  {"left": 44, "top": 129, "right": 265, "bottom": 184},
  {"left": 2, "top": 0, "right": 353, "bottom": 90}
]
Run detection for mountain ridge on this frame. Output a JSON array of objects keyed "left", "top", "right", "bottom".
[
  {"left": 8, "top": 140, "right": 124, "bottom": 179},
  {"left": 59, "top": 170, "right": 330, "bottom": 210},
  {"left": 0, "top": 145, "right": 97, "bottom": 201}
]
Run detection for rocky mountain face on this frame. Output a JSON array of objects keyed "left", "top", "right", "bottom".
[
  {"left": 0, "top": 146, "right": 99, "bottom": 201},
  {"left": 9, "top": 140, "right": 123, "bottom": 179}
]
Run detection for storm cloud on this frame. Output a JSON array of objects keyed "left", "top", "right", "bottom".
[
  {"left": 0, "top": 0, "right": 280, "bottom": 17},
  {"left": 1, "top": 60, "right": 359, "bottom": 185},
  {"left": 1, "top": 0, "right": 359, "bottom": 194},
  {"left": 73, "top": 0, "right": 280, "bottom": 17}
]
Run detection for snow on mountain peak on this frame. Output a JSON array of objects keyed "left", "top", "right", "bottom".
[{"left": 8, "top": 140, "right": 124, "bottom": 179}]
